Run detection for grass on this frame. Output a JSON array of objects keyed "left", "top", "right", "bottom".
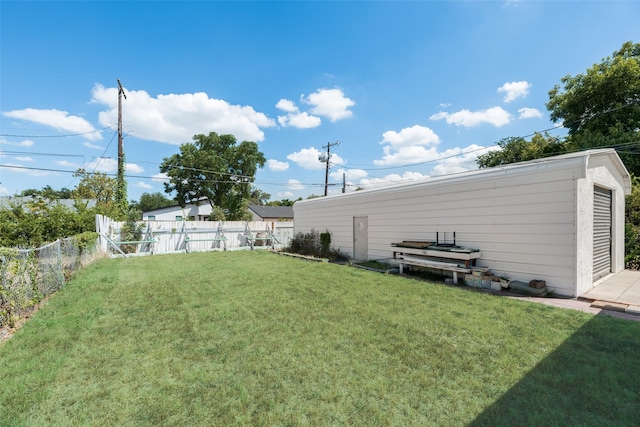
[{"left": 1, "top": 250, "right": 639, "bottom": 426}]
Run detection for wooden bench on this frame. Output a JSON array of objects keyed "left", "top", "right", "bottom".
[{"left": 395, "top": 254, "right": 471, "bottom": 284}]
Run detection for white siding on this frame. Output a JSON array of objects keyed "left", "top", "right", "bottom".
[
  {"left": 143, "top": 203, "right": 213, "bottom": 221},
  {"left": 294, "top": 150, "right": 631, "bottom": 297}
]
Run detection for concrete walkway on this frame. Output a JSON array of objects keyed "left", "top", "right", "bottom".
[
  {"left": 504, "top": 270, "right": 640, "bottom": 322},
  {"left": 581, "top": 269, "right": 640, "bottom": 316}
]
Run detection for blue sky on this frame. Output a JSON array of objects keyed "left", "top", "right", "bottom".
[{"left": 1, "top": 1, "right": 638, "bottom": 202}]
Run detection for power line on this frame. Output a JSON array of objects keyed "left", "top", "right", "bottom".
[{"left": 0, "top": 127, "right": 113, "bottom": 139}]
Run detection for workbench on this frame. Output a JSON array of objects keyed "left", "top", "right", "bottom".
[{"left": 390, "top": 241, "right": 482, "bottom": 284}]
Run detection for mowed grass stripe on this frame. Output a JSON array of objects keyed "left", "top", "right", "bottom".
[{"left": 1, "top": 250, "right": 638, "bottom": 426}]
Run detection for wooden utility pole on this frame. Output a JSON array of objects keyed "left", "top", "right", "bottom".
[
  {"left": 319, "top": 141, "right": 340, "bottom": 196},
  {"left": 116, "top": 79, "right": 127, "bottom": 216}
]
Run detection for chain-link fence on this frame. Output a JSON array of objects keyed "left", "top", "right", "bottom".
[{"left": 0, "top": 237, "right": 103, "bottom": 329}]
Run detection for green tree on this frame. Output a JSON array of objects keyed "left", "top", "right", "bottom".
[
  {"left": 248, "top": 187, "right": 271, "bottom": 205},
  {"left": 476, "top": 133, "right": 567, "bottom": 168},
  {"left": 72, "top": 169, "right": 121, "bottom": 219},
  {"left": 132, "top": 192, "right": 176, "bottom": 213},
  {"left": 267, "top": 198, "right": 301, "bottom": 207},
  {"left": 547, "top": 40, "right": 640, "bottom": 175},
  {"left": 159, "top": 132, "right": 266, "bottom": 221},
  {"left": 19, "top": 186, "right": 73, "bottom": 199}
]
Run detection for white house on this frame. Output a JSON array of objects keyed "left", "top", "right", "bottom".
[
  {"left": 143, "top": 200, "right": 213, "bottom": 221},
  {"left": 293, "top": 149, "right": 632, "bottom": 297}
]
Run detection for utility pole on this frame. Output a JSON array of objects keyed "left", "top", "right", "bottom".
[
  {"left": 319, "top": 141, "right": 340, "bottom": 196},
  {"left": 116, "top": 79, "right": 127, "bottom": 217}
]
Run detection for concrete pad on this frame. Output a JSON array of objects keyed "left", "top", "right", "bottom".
[
  {"left": 626, "top": 305, "right": 640, "bottom": 315},
  {"left": 590, "top": 300, "right": 629, "bottom": 312}
]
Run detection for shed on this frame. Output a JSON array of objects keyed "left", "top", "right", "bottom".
[{"left": 293, "top": 149, "right": 632, "bottom": 297}]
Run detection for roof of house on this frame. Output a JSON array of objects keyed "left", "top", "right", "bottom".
[{"left": 249, "top": 205, "right": 294, "bottom": 219}]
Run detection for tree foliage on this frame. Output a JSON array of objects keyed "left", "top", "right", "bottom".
[
  {"left": 72, "top": 169, "right": 123, "bottom": 219},
  {"left": 547, "top": 41, "right": 640, "bottom": 137},
  {"left": 131, "top": 192, "right": 176, "bottom": 213},
  {"left": 476, "top": 134, "right": 567, "bottom": 168},
  {"left": 159, "top": 132, "right": 266, "bottom": 221},
  {"left": 19, "top": 186, "right": 72, "bottom": 199},
  {"left": 0, "top": 198, "right": 95, "bottom": 247}
]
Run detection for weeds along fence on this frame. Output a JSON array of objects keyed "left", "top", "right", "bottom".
[
  {"left": 96, "top": 215, "right": 295, "bottom": 257},
  {"left": 0, "top": 237, "right": 103, "bottom": 329}
]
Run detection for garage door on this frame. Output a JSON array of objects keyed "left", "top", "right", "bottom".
[{"left": 593, "top": 186, "right": 612, "bottom": 281}]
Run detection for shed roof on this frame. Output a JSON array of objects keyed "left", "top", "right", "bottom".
[{"left": 249, "top": 205, "right": 294, "bottom": 219}]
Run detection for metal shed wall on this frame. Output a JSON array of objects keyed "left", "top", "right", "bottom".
[{"left": 294, "top": 150, "right": 630, "bottom": 297}]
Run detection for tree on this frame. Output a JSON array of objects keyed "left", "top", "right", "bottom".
[
  {"left": 248, "top": 187, "right": 271, "bottom": 205},
  {"left": 476, "top": 133, "right": 567, "bottom": 169},
  {"left": 547, "top": 40, "right": 640, "bottom": 175},
  {"left": 547, "top": 41, "right": 640, "bottom": 137},
  {"left": 132, "top": 192, "right": 176, "bottom": 213},
  {"left": 19, "top": 186, "right": 72, "bottom": 199},
  {"left": 72, "top": 169, "right": 121, "bottom": 219},
  {"left": 159, "top": 132, "right": 266, "bottom": 221},
  {"left": 267, "top": 198, "right": 301, "bottom": 207}
]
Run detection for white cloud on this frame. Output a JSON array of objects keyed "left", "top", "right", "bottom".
[
  {"left": 267, "top": 159, "right": 289, "bottom": 171},
  {"left": 304, "top": 88, "right": 354, "bottom": 122},
  {"left": 92, "top": 84, "right": 275, "bottom": 145},
  {"left": 287, "top": 179, "right": 305, "bottom": 191},
  {"left": 275, "top": 99, "right": 298, "bottom": 113},
  {"left": 15, "top": 156, "right": 33, "bottom": 162},
  {"left": 329, "top": 168, "right": 368, "bottom": 181},
  {"left": 430, "top": 106, "right": 511, "bottom": 127},
  {"left": 498, "top": 81, "right": 531, "bottom": 103},
  {"left": 83, "top": 141, "right": 104, "bottom": 150},
  {"left": 278, "top": 111, "right": 321, "bottom": 128},
  {"left": 126, "top": 163, "right": 145, "bottom": 174},
  {"left": 374, "top": 145, "right": 440, "bottom": 166},
  {"left": 0, "top": 137, "right": 35, "bottom": 147},
  {"left": 287, "top": 147, "right": 345, "bottom": 170},
  {"left": 2, "top": 108, "right": 102, "bottom": 140},
  {"left": 276, "top": 98, "right": 321, "bottom": 128},
  {"left": 55, "top": 160, "right": 81, "bottom": 168},
  {"left": 380, "top": 125, "right": 440, "bottom": 149},
  {"left": 2, "top": 163, "right": 50, "bottom": 176},
  {"left": 84, "top": 157, "right": 144, "bottom": 174},
  {"left": 135, "top": 181, "right": 153, "bottom": 189},
  {"left": 430, "top": 144, "right": 496, "bottom": 176},
  {"left": 359, "top": 171, "right": 430, "bottom": 190},
  {"left": 152, "top": 172, "right": 170, "bottom": 183},
  {"left": 277, "top": 191, "right": 295, "bottom": 199},
  {"left": 0, "top": 186, "right": 9, "bottom": 196},
  {"left": 518, "top": 107, "right": 543, "bottom": 119}
]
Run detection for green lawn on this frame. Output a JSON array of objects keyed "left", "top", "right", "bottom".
[{"left": 1, "top": 251, "right": 639, "bottom": 426}]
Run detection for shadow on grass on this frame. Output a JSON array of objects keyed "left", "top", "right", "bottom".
[{"left": 470, "top": 312, "right": 640, "bottom": 426}]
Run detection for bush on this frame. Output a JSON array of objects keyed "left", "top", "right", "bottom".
[{"left": 285, "top": 229, "right": 348, "bottom": 261}]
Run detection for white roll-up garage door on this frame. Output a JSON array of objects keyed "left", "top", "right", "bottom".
[{"left": 593, "top": 186, "right": 612, "bottom": 281}]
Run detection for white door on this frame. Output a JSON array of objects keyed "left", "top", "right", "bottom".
[{"left": 353, "top": 216, "right": 368, "bottom": 261}]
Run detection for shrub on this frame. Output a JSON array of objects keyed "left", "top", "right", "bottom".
[{"left": 285, "top": 229, "right": 348, "bottom": 261}]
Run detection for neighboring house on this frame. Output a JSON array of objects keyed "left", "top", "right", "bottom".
[
  {"left": 143, "top": 200, "right": 212, "bottom": 221},
  {"left": 0, "top": 196, "right": 97, "bottom": 210},
  {"left": 248, "top": 205, "right": 294, "bottom": 222},
  {"left": 293, "top": 149, "right": 631, "bottom": 298}
]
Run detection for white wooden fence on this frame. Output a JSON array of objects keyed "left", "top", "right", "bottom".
[{"left": 95, "top": 215, "right": 294, "bottom": 256}]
